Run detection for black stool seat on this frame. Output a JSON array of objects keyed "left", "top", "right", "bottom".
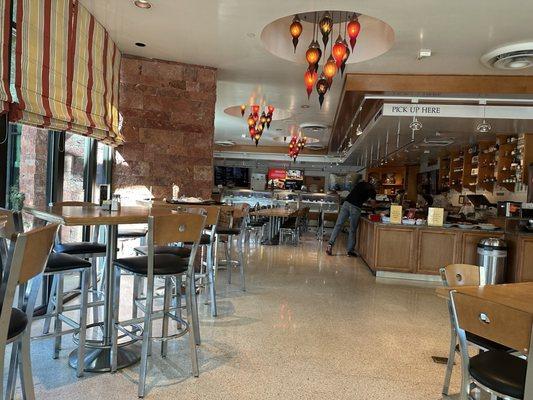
[
  {"left": 216, "top": 228, "right": 240, "bottom": 235},
  {"left": 118, "top": 227, "right": 148, "bottom": 238},
  {"left": 0, "top": 306, "right": 28, "bottom": 340},
  {"left": 115, "top": 254, "right": 188, "bottom": 276},
  {"left": 55, "top": 242, "right": 106, "bottom": 255},
  {"left": 469, "top": 350, "right": 526, "bottom": 399},
  {"left": 467, "top": 332, "right": 511, "bottom": 352},
  {"left": 134, "top": 245, "right": 192, "bottom": 257},
  {"left": 45, "top": 253, "right": 92, "bottom": 273}
]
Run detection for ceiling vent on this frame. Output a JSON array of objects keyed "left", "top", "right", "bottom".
[
  {"left": 481, "top": 42, "right": 533, "bottom": 70},
  {"left": 420, "top": 138, "right": 454, "bottom": 147},
  {"left": 299, "top": 123, "right": 329, "bottom": 137},
  {"left": 214, "top": 140, "right": 235, "bottom": 147}
]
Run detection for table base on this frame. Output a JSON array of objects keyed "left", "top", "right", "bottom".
[{"left": 68, "top": 347, "right": 140, "bottom": 373}]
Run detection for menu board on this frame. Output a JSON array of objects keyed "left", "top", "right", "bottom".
[
  {"left": 428, "top": 207, "right": 444, "bottom": 227},
  {"left": 214, "top": 167, "right": 250, "bottom": 187},
  {"left": 390, "top": 205, "right": 403, "bottom": 224}
]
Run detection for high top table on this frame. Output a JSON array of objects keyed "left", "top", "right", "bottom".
[
  {"left": 250, "top": 207, "right": 294, "bottom": 245},
  {"left": 436, "top": 282, "right": 533, "bottom": 398},
  {"left": 24, "top": 205, "right": 176, "bottom": 373}
]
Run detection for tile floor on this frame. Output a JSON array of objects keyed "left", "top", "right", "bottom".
[{"left": 14, "top": 233, "right": 468, "bottom": 399}]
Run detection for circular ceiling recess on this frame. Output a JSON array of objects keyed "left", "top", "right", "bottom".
[
  {"left": 261, "top": 11, "right": 394, "bottom": 65},
  {"left": 224, "top": 105, "right": 292, "bottom": 120},
  {"left": 481, "top": 41, "right": 533, "bottom": 70}
]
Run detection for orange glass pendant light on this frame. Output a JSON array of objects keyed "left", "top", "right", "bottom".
[
  {"left": 240, "top": 104, "right": 246, "bottom": 116},
  {"left": 247, "top": 114, "right": 255, "bottom": 127},
  {"left": 289, "top": 15, "right": 303, "bottom": 52},
  {"left": 304, "top": 69, "right": 317, "bottom": 99},
  {"left": 319, "top": 11, "right": 333, "bottom": 47},
  {"left": 347, "top": 14, "right": 361, "bottom": 50},
  {"left": 332, "top": 35, "right": 347, "bottom": 68},
  {"left": 340, "top": 39, "right": 350, "bottom": 74},
  {"left": 306, "top": 40, "right": 322, "bottom": 72},
  {"left": 323, "top": 55, "right": 338, "bottom": 82}
]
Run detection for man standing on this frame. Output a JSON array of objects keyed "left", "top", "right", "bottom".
[{"left": 326, "top": 179, "right": 376, "bottom": 256}]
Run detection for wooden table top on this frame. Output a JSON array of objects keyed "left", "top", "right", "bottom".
[
  {"left": 24, "top": 205, "right": 177, "bottom": 226},
  {"left": 136, "top": 200, "right": 231, "bottom": 210},
  {"left": 436, "top": 282, "right": 533, "bottom": 315},
  {"left": 250, "top": 208, "right": 294, "bottom": 218}
]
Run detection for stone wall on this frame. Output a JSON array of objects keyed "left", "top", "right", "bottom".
[
  {"left": 19, "top": 125, "right": 48, "bottom": 209},
  {"left": 114, "top": 55, "right": 216, "bottom": 200}
]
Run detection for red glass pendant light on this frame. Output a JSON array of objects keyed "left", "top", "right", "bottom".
[
  {"left": 289, "top": 15, "right": 303, "bottom": 53},
  {"left": 251, "top": 104, "right": 260, "bottom": 116},
  {"left": 323, "top": 55, "right": 338, "bottom": 82},
  {"left": 332, "top": 35, "right": 347, "bottom": 68},
  {"left": 304, "top": 70, "right": 317, "bottom": 99},
  {"left": 340, "top": 39, "right": 350, "bottom": 74},
  {"left": 347, "top": 15, "right": 361, "bottom": 50}
]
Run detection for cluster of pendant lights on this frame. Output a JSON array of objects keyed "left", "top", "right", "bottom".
[
  {"left": 288, "top": 135, "right": 307, "bottom": 161},
  {"left": 240, "top": 104, "right": 275, "bottom": 145},
  {"left": 290, "top": 12, "right": 361, "bottom": 107}
]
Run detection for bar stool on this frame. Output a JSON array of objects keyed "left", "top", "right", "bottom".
[
  {"left": 440, "top": 264, "right": 512, "bottom": 396},
  {"left": 4, "top": 209, "right": 96, "bottom": 377},
  {"left": 0, "top": 223, "right": 59, "bottom": 400},
  {"left": 449, "top": 290, "right": 527, "bottom": 400},
  {"left": 110, "top": 212, "right": 206, "bottom": 398},
  {"left": 49, "top": 201, "right": 106, "bottom": 327},
  {"left": 134, "top": 206, "right": 220, "bottom": 317},
  {"left": 215, "top": 204, "right": 247, "bottom": 291}
]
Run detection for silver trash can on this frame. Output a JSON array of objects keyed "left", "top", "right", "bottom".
[{"left": 477, "top": 237, "right": 507, "bottom": 285}]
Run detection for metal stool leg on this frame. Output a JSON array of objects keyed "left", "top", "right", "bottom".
[
  {"left": 132, "top": 275, "right": 140, "bottom": 319},
  {"left": 91, "top": 257, "right": 99, "bottom": 326},
  {"left": 138, "top": 273, "right": 154, "bottom": 398},
  {"left": 190, "top": 274, "right": 201, "bottom": 346},
  {"left": 161, "top": 277, "right": 172, "bottom": 358},
  {"left": 207, "top": 243, "right": 217, "bottom": 317},
  {"left": 42, "top": 276, "right": 58, "bottom": 334},
  {"left": 6, "top": 340, "right": 19, "bottom": 400},
  {"left": 53, "top": 275, "right": 64, "bottom": 359},
  {"left": 76, "top": 269, "right": 91, "bottom": 377},
  {"left": 225, "top": 239, "right": 232, "bottom": 284},
  {"left": 238, "top": 234, "right": 245, "bottom": 292},
  {"left": 19, "top": 331, "right": 36, "bottom": 400},
  {"left": 185, "top": 275, "right": 199, "bottom": 378},
  {"left": 442, "top": 326, "right": 457, "bottom": 395}
]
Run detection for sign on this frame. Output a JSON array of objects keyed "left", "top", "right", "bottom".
[
  {"left": 428, "top": 207, "right": 444, "bottom": 227},
  {"left": 267, "top": 168, "right": 287, "bottom": 180},
  {"left": 390, "top": 205, "right": 403, "bottom": 224},
  {"left": 382, "top": 103, "right": 533, "bottom": 120},
  {"left": 286, "top": 169, "right": 303, "bottom": 180}
]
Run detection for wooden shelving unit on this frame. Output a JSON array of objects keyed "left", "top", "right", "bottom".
[
  {"left": 496, "top": 135, "right": 518, "bottom": 192},
  {"left": 367, "top": 166, "right": 406, "bottom": 196},
  {"left": 477, "top": 140, "right": 497, "bottom": 192},
  {"left": 438, "top": 157, "right": 450, "bottom": 191},
  {"left": 449, "top": 150, "right": 464, "bottom": 192},
  {"left": 462, "top": 148, "right": 477, "bottom": 192}
]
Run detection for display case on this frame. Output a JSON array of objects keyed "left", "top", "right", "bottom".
[
  {"left": 221, "top": 189, "right": 273, "bottom": 207},
  {"left": 273, "top": 190, "right": 299, "bottom": 209},
  {"left": 298, "top": 193, "right": 340, "bottom": 214}
]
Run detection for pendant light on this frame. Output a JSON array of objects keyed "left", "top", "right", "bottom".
[
  {"left": 304, "top": 70, "right": 317, "bottom": 99},
  {"left": 332, "top": 35, "right": 347, "bottom": 68},
  {"left": 316, "top": 73, "right": 329, "bottom": 108},
  {"left": 240, "top": 104, "right": 246, "bottom": 116},
  {"left": 247, "top": 114, "right": 255, "bottom": 127},
  {"left": 289, "top": 15, "right": 303, "bottom": 52},
  {"left": 347, "top": 14, "right": 361, "bottom": 50},
  {"left": 324, "top": 55, "right": 337, "bottom": 82},
  {"left": 319, "top": 11, "right": 333, "bottom": 47}
]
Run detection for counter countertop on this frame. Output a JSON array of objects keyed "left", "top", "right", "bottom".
[{"left": 362, "top": 218, "right": 504, "bottom": 234}]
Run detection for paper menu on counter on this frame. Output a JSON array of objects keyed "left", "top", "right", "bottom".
[
  {"left": 390, "top": 205, "right": 403, "bottom": 224},
  {"left": 428, "top": 207, "right": 444, "bottom": 227}
]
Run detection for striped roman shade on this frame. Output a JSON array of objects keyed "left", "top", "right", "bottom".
[
  {"left": 0, "top": 0, "right": 11, "bottom": 114},
  {"left": 13, "top": 0, "right": 123, "bottom": 146}
]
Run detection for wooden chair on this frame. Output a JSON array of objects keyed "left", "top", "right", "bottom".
[
  {"left": 450, "top": 290, "right": 528, "bottom": 399},
  {"left": 440, "top": 264, "right": 511, "bottom": 396},
  {"left": 111, "top": 212, "right": 206, "bottom": 398},
  {"left": 0, "top": 223, "right": 59, "bottom": 400}
]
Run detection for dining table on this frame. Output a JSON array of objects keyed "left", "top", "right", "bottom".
[
  {"left": 250, "top": 207, "right": 294, "bottom": 245},
  {"left": 436, "top": 282, "right": 533, "bottom": 398},
  {"left": 24, "top": 204, "right": 177, "bottom": 373}
]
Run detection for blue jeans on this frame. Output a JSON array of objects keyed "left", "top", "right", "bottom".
[{"left": 328, "top": 202, "right": 362, "bottom": 252}]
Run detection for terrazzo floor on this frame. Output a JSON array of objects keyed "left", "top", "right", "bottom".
[{"left": 10, "top": 233, "right": 471, "bottom": 399}]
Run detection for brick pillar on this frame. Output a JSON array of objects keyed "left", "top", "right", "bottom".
[
  {"left": 19, "top": 125, "right": 48, "bottom": 209},
  {"left": 114, "top": 55, "right": 217, "bottom": 201}
]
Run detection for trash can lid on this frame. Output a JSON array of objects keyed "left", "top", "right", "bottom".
[{"left": 477, "top": 237, "right": 507, "bottom": 250}]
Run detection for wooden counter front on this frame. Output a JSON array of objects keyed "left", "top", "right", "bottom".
[{"left": 357, "top": 219, "right": 505, "bottom": 277}]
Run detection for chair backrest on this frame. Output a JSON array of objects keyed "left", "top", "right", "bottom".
[
  {"left": 450, "top": 290, "right": 532, "bottom": 355},
  {"left": 0, "top": 208, "right": 20, "bottom": 240},
  {"left": 11, "top": 224, "right": 59, "bottom": 284},
  {"left": 441, "top": 264, "right": 480, "bottom": 287},
  {"left": 149, "top": 212, "right": 206, "bottom": 246}
]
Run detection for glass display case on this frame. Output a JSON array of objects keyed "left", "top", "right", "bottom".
[
  {"left": 298, "top": 193, "right": 340, "bottom": 214},
  {"left": 273, "top": 190, "right": 299, "bottom": 209},
  {"left": 221, "top": 189, "right": 273, "bottom": 207}
]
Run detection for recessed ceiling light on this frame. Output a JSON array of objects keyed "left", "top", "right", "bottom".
[
  {"left": 134, "top": 0, "right": 152, "bottom": 9},
  {"left": 135, "top": 42, "right": 146, "bottom": 47},
  {"left": 246, "top": 32, "right": 256, "bottom": 38}
]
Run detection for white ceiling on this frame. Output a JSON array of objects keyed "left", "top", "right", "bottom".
[{"left": 80, "top": 0, "right": 533, "bottom": 152}]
